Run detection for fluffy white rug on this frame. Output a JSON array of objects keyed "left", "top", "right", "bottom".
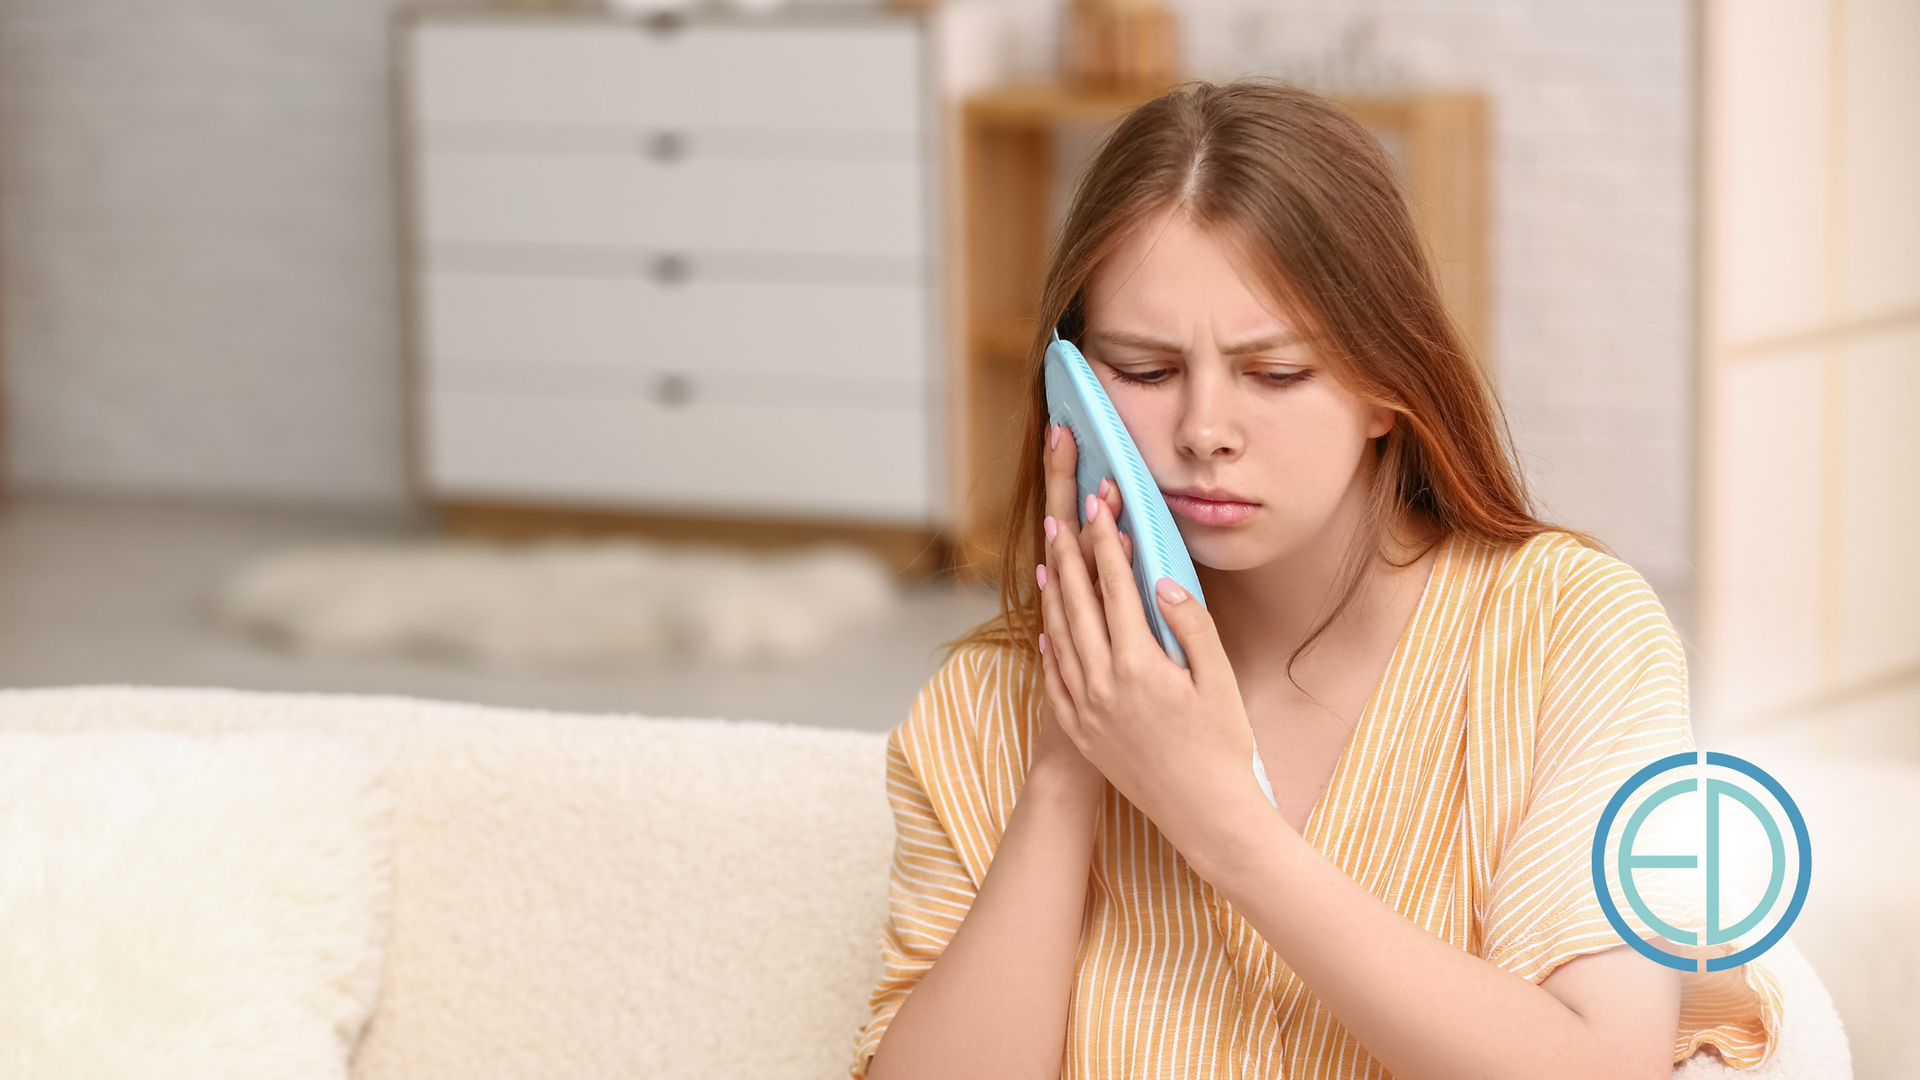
[
  {"left": 215, "top": 539, "right": 899, "bottom": 668},
  {"left": 0, "top": 729, "right": 392, "bottom": 1079}
]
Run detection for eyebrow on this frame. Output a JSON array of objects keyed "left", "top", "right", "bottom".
[{"left": 1085, "top": 329, "right": 1305, "bottom": 356}]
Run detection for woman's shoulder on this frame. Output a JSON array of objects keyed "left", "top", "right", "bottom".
[
  {"left": 891, "top": 640, "right": 1041, "bottom": 777},
  {"left": 1450, "top": 529, "right": 1683, "bottom": 684},
  {"left": 888, "top": 640, "right": 1040, "bottom": 852},
  {"left": 1466, "top": 530, "right": 1672, "bottom": 633}
]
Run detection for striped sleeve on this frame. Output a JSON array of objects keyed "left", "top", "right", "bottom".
[
  {"left": 850, "top": 646, "right": 1023, "bottom": 1077},
  {"left": 848, "top": 726, "right": 977, "bottom": 1076},
  {"left": 1478, "top": 544, "right": 1781, "bottom": 1068}
]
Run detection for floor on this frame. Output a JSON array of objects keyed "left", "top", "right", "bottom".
[{"left": 0, "top": 497, "right": 1000, "bottom": 734}]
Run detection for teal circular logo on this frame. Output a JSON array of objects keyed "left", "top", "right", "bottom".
[{"left": 1591, "top": 751, "right": 1811, "bottom": 972}]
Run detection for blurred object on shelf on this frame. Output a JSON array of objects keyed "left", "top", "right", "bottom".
[
  {"left": 950, "top": 85, "right": 1486, "bottom": 578},
  {"left": 1060, "top": 0, "right": 1177, "bottom": 93}
]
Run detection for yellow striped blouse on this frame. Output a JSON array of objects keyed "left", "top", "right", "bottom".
[{"left": 853, "top": 532, "right": 1781, "bottom": 1077}]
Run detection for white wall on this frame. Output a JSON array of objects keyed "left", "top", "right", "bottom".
[
  {"left": 1696, "top": 0, "right": 1920, "bottom": 754},
  {"left": 0, "top": 0, "right": 410, "bottom": 507},
  {"left": 1, "top": 0, "right": 1698, "bottom": 604}
]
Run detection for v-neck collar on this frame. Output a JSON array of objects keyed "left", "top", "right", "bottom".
[{"left": 1297, "top": 531, "right": 1462, "bottom": 849}]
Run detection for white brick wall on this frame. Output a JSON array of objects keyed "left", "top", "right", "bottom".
[
  {"left": 0, "top": 0, "right": 1697, "bottom": 609},
  {"left": 0, "top": 0, "right": 410, "bottom": 507}
]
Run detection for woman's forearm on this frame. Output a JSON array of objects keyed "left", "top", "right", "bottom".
[
  {"left": 866, "top": 764, "right": 1102, "bottom": 1080},
  {"left": 1183, "top": 803, "right": 1677, "bottom": 1080}
]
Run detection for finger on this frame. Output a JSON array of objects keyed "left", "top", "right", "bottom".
[
  {"left": 1036, "top": 633, "right": 1079, "bottom": 733},
  {"left": 1084, "top": 492, "right": 1156, "bottom": 658},
  {"left": 1043, "top": 424, "right": 1084, "bottom": 547},
  {"left": 1154, "top": 577, "right": 1235, "bottom": 689},
  {"left": 1075, "top": 480, "right": 1128, "bottom": 576},
  {"left": 1101, "top": 474, "right": 1124, "bottom": 520},
  {"left": 1038, "top": 551, "right": 1091, "bottom": 706},
  {"left": 1049, "top": 500, "right": 1114, "bottom": 676},
  {"left": 1080, "top": 478, "right": 1130, "bottom": 572}
]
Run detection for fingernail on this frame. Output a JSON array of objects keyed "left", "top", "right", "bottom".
[
  {"left": 1156, "top": 579, "right": 1189, "bottom": 604},
  {"left": 1038, "top": 632, "right": 1051, "bottom": 655},
  {"left": 1035, "top": 564, "right": 1048, "bottom": 590},
  {"left": 1043, "top": 516, "right": 1058, "bottom": 541},
  {"left": 1049, "top": 424, "right": 1061, "bottom": 450},
  {"left": 1085, "top": 493, "right": 1099, "bottom": 521},
  {"left": 1098, "top": 477, "right": 1111, "bottom": 499}
]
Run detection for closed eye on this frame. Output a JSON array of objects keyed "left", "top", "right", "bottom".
[
  {"left": 1257, "top": 369, "right": 1313, "bottom": 388},
  {"left": 1108, "top": 367, "right": 1177, "bottom": 386}
]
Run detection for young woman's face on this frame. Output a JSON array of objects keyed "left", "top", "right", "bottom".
[{"left": 1078, "top": 207, "right": 1395, "bottom": 572}]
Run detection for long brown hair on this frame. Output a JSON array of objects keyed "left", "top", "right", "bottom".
[{"left": 962, "top": 80, "right": 1562, "bottom": 663}]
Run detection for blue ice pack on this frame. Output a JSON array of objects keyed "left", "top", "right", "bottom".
[{"left": 1043, "top": 332, "right": 1208, "bottom": 667}]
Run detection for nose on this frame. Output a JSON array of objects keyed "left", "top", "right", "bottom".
[{"left": 1174, "top": 365, "right": 1243, "bottom": 463}]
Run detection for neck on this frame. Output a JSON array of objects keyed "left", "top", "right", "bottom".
[
  {"left": 1198, "top": 519, "right": 1367, "bottom": 668},
  {"left": 1196, "top": 499, "right": 1433, "bottom": 682}
]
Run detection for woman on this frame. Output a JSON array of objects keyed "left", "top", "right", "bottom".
[{"left": 856, "top": 82, "right": 1778, "bottom": 1079}]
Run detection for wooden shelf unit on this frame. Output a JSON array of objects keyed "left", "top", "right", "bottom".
[{"left": 951, "top": 85, "right": 1488, "bottom": 577}]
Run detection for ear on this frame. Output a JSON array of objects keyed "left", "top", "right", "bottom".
[{"left": 1365, "top": 405, "right": 1397, "bottom": 440}]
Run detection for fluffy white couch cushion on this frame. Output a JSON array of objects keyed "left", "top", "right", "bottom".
[
  {"left": 0, "top": 729, "right": 391, "bottom": 1078},
  {"left": 0, "top": 687, "right": 894, "bottom": 1080}
]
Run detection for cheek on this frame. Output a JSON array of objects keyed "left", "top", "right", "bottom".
[
  {"left": 1109, "top": 389, "right": 1181, "bottom": 467},
  {"left": 1253, "top": 397, "right": 1376, "bottom": 497}
]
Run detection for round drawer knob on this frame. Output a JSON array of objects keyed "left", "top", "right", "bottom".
[
  {"left": 654, "top": 373, "right": 695, "bottom": 407},
  {"left": 651, "top": 253, "right": 690, "bottom": 285},
  {"left": 648, "top": 131, "right": 687, "bottom": 163}
]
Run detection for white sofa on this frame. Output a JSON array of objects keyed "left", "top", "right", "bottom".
[{"left": 0, "top": 686, "right": 1909, "bottom": 1079}]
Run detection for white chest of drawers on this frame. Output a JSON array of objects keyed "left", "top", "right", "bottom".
[{"left": 397, "top": 5, "right": 943, "bottom": 529}]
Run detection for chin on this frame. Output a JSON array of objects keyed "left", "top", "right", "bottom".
[{"left": 1184, "top": 536, "right": 1280, "bottom": 574}]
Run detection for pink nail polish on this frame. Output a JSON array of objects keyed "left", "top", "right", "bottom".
[
  {"left": 1038, "top": 632, "right": 1051, "bottom": 655},
  {"left": 1049, "top": 425, "right": 1061, "bottom": 450},
  {"left": 1098, "top": 478, "right": 1111, "bottom": 499},
  {"left": 1043, "top": 516, "right": 1058, "bottom": 541},
  {"left": 1156, "top": 579, "right": 1189, "bottom": 604},
  {"left": 1036, "top": 564, "right": 1048, "bottom": 590},
  {"left": 1085, "top": 494, "right": 1099, "bottom": 521}
]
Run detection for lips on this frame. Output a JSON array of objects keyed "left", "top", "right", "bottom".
[{"left": 1161, "top": 489, "right": 1260, "bottom": 526}]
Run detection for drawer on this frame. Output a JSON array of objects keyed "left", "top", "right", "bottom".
[
  {"left": 421, "top": 272, "right": 931, "bottom": 384},
  {"left": 410, "top": 21, "right": 924, "bottom": 134},
  {"left": 431, "top": 364, "right": 926, "bottom": 413},
  {"left": 418, "top": 151, "right": 924, "bottom": 256},
  {"left": 424, "top": 388, "right": 934, "bottom": 523}
]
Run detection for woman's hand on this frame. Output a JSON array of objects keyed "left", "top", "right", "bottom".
[
  {"left": 1030, "top": 426, "right": 1111, "bottom": 807},
  {"left": 1035, "top": 428, "right": 1275, "bottom": 866}
]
